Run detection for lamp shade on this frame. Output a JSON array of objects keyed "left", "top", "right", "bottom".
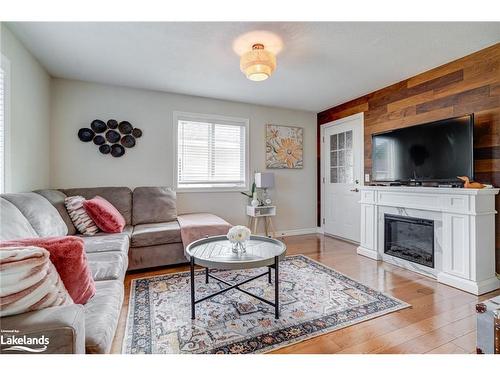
[
  {"left": 240, "top": 44, "right": 276, "bottom": 82},
  {"left": 255, "top": 172, "right": 275, "bottom": 188}
]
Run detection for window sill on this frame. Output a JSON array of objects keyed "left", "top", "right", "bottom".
[{"left": 176, "top": 186, "right": 249, "bottom": 193}]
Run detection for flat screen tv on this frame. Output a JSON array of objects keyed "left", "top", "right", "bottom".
[{"left": 371, "top": 114, "right": 474, "bottom": 183}]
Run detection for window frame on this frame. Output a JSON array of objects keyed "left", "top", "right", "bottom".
[
  {"left": 0, "top": 55, "right": 11, "bottom": 194},
  {"left": 173, "top": 111, "right": 250, "bottom": 193}
]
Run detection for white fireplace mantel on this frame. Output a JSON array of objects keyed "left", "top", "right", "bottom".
[{"left": 357, "top": 185, "right": 500, "bottom": 295}]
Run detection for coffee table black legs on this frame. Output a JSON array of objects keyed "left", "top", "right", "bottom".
[
  {"left": 190, "top": 257, "right": 195, "bottom": 320},
  {"left": 190, "top": 257, "right": 280, "bottom": 320},
  {"left": 274, "top": 256, "right": 279, "bottom": 319}
]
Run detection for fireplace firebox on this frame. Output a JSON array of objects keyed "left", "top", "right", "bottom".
[{"left": 384, "top": 214, "right": 434, "bottom": 268}]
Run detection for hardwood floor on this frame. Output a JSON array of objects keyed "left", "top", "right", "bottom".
[{"left": 110, "top": 234, "right": 499, "bottom": 354}]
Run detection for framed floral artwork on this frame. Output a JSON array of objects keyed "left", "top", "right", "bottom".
[{"left": 266, "top": 124, "right": 303, "bottom": 169}]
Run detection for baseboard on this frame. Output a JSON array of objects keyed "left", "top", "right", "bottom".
[
  {"left": 256, "top": 227, "right": 319, "bottom": 237},
  {"left": 437, "top": 272, "right": 500, "bottom": 295},
  {"left": 356, "top": 246, "right": 382, "bottom": 260}
]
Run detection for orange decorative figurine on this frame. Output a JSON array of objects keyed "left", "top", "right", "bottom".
[{"left": 457, "top": 176, "right": 486, "bottom": 189}]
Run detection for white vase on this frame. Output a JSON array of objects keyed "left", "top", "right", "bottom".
[
  {"left": 231, "top": 241, "right": 247, "bottom": 254},
  {"left": 251, "top": 192, "right": 259, "bottom": 207}
]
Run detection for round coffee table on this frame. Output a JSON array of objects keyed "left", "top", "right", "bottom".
[{"left": 185, "top": 235, "right": 286, "bottom": 319}]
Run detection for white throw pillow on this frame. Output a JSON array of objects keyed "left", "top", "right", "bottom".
[
  {"left": 0, "top": 246, "right": 73, "bottom": 317},
  {"left": 64, "top": 195, "right": 99, "bottom": 236}
]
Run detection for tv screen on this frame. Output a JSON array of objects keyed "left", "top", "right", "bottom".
[{"left": 371, "top": 115, "right": 473, "bottom": 182}]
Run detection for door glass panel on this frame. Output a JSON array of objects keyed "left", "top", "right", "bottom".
[
  {"left": 338, "top": 150, "right": 345, "bottom": 166},
  {"left": 331, "top": 151, "right": 337, "bottom": 166},
  {"left": 345, "top": 149, "right": 353, "bottom": 167},
  {"left": 330, "top": 134, "right": 337, "bottom": 151},
  {"left": 345, "top": 130, "right": 353, "bottom": 148},
  {"left": 330, "top": 167, "right": 337, "bottom": 183},
  {"left": 328, "top": 129, "right": 354, "bottom": 184},
  {"left": 338, "top": 132, "right": 345, "bottom": 149}
]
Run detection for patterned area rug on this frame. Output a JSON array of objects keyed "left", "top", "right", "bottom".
[{"left": 123, "top": 255, "right": 409, "bottom": 354}]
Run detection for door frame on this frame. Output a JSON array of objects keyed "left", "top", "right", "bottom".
[{"left": 320, "top": 112, "right": 365, "bottom": 236}]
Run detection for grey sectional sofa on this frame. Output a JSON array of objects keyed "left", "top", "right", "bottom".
[{"left": 0, "top": 186, "right": 197, "bottom": 354}]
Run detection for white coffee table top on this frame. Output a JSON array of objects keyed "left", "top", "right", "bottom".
[{"left": 185, "top": 235, "right": 286, "bottom": 270}]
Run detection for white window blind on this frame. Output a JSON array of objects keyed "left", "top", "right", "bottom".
[
  {"left": 176, "top": 114, "right": 248, "bottom": 190},
  {"left": 0, "top": 66, "right": 5, "bottom": 193}
]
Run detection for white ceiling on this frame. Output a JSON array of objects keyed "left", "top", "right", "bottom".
[{"left": 7, "top": 22, "right": 500, "bottom": 112}]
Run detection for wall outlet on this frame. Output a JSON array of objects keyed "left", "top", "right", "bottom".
[{"left": 365, "top": 174, "right": 370, "bottom": 182}]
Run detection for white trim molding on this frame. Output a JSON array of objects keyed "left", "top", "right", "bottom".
[
  {"left": 0, "top": 54, "right": 11, "bottom": 193},
  {"left": 320, "top": 112, "right": 364, "bottom": 240},
  {"left": 172, "top": 111, "right": 250, "bottom": 193}
]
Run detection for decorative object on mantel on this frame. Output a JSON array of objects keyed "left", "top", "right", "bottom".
[
  {"left": 226, "top": 225, "right": 251, "bottom": 254},
  {"left": 457, "top": 176, "right": 490, "bottom": 189},
  {"left": 77, "top": 119, "right": 143, "bottom": 158},
  {"left": 266, "top": 124, "right": 303, "bottom": 169}
]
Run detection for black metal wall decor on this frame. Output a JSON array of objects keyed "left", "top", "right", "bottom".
[{"left": 78, "top": 119, "right": 142, "bottom": 157}]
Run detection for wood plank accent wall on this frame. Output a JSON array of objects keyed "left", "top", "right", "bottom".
[{"left": 317, "top": 43, "right": 500, "bottom": 272}]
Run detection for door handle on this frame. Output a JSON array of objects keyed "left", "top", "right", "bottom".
[{"left": 350, "top": 188, "right": 359, "bottom": 192}]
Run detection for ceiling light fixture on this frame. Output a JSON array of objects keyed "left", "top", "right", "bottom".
[{"left": 240, "top": 43, "right": 276, "bottom": 82}]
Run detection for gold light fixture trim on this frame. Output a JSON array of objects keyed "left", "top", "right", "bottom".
[{"left": 240, "top": 43, "right": 277, "bottom": 82}]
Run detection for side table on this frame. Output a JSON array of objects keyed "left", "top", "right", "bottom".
[{"left": 246, "top": 205, "right": 276, "bottom": 238}]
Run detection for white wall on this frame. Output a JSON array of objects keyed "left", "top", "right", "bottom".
[
  {"left": 50, "top": 79, "right": 317, "bottom": 232},
  {"left": 1, "top": 24, "right": 51, "bottom": 192}
]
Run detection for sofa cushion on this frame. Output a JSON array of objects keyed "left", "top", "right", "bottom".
[
  {"left": 81, "top": 232, "right": 130, "bottom": 254},
  {"left": 0, "top": 246, "right": 73, "bottom": 317},
  {"left": 128, "top": 242, "right": 186, "bottom": 270},
  {"left": 87, "top": 251, "right": 128, "bottom": 282},
  {"left": 0, "top": 198, "right": 38, "bottom": 240},
  {"left": 131, "top": 221, "right": 182, "bottom": 247},
  {"left": 61, "top": 187, "right": 132, "bottom": 225},
  {"left": 83, "top": 196, "right": 126, "bottom": 233},
  {"left": 1, "top": 237, "right": 96, "bottom": 305},
  {"left": 132, "top": 187, "right": 177, "bottom": 225},
  {"left": 35, "top": 189, "right": 77, "bottom": 235},
  {"left": 1, "top": 193, "right": 68, "bottom": 237},
  {"left": 65, "top": 196, "right": 100, "bottom": 236},
  {"left": 84, "top": 279, "right": 124, "bottom": 354}
]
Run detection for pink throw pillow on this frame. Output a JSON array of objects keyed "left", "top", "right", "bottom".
[
  {"left": 0, "top": 236, "right": 95, "bottom": 305},
  {"left": 83, "top": 196, "right": 125, "bottom": 233}
]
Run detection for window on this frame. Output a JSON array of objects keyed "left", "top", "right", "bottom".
[
  {"left": 0, "top": 56, "right": 9, "bottom": 194},
  {"left": 174, "top": 112, "right": 249, "bottom": 191}
]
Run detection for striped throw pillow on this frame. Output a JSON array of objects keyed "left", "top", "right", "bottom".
[
  {"left": 0, "top": 246, "right": 73, "bottom": 317},
  {"left": 64, "top": 195, "right": 99, "bottom": 236}
]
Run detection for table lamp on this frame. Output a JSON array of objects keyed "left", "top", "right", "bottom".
[{"left": 255, "top": 172, "right": 275, "bottom": 205}]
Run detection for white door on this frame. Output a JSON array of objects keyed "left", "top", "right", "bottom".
[{"left": 322, "top": 113, "right": 363, "bottom": 242}]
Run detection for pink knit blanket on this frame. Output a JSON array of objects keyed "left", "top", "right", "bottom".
[{"left": 177, "top": 213, "right": 232, "bottom": 248}]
